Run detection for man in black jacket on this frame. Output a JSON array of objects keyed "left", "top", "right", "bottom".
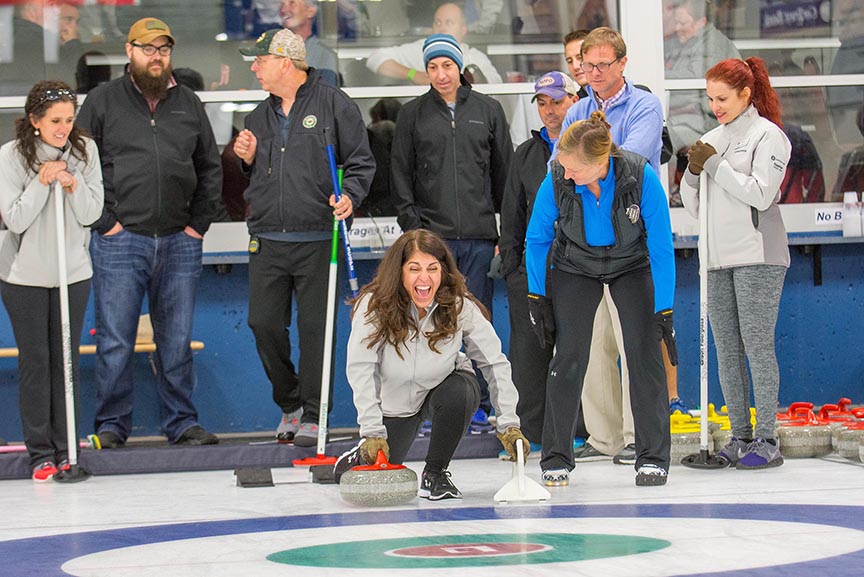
[
  {"left": 499, "top": 71, "right": 579, "bottom": 447},
  {"left": 391, "top": 33, "right": 512, "bottom": 429},
  {"left": 234, "top": 28, "right": 374, "bottom": 447},
  {"left": 76, "top": 17, "right": 223, "bottom": 448}
]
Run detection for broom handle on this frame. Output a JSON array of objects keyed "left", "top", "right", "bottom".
[
  {"left": 54, "top": 182, "right": 79, "bottom": 467},
  {"left": 325, "top": 129, "right": 359, "bottom": 298},
  {"left": 698, "top": 172, "right": 709, "bottom": 451}
]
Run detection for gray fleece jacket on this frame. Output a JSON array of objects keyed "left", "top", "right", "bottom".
[
  {"left": 0, "top": 138, "right": 104, "bottom": 287},
  {"left": 346, "top": 293, "right": 520, "bottom": 439}
]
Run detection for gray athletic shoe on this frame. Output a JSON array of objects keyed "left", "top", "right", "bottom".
[
  {"left": 613, "top": 443, "right": 637, "bottom": 465},
  {"left": 736, "top": 438, "right": 783, "bottom": 470},
  {"left": 716, "top": 436, "right": 750, "bottom": 466},
  {"left": 276, "top": 408, "right": 302, "bottom": 443},
  {"left": 293, "top": 422, "right": 319, "bottom": 447},
  {"left": 572, "top": 442, "right": 611, "bottom": 462}
]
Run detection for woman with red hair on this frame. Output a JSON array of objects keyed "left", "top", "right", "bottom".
[{"left": 680, "top": 57, "right": 791, "bottom": 470}]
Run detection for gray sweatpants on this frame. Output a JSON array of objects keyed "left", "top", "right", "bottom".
[{"left": 708, "top": 265, "right": 786, "bottom": 440}]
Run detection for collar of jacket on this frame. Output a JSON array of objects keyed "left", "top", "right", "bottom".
[
  {"left": 723, "top": 104, "right": 759, "bottom": 137},
  {"left": 266, "top": 68, "right": 321, "bottom": 110},
  {"left": 428, "top": 74, "right": 472, "bottom": 106}
]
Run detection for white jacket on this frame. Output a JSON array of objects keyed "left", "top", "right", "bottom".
[
  {"left": 0, "top": 138, "right": 104, "bottom": 287},
  {"left": 346, "top": 293, "right": 519, "bottom": 438},
  {"left": 680, "top": 105, "right": 791, "bottom": 270}
]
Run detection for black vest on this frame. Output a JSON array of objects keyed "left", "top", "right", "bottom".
[{"left": 551, "top": 150, "right": 650, "bottom": 280}]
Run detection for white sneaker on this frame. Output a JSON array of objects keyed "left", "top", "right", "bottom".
[{"left": 542, "top": 468, "right": 569, "bottom": 486}]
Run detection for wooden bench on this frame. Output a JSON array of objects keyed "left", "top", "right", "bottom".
[{"left": 0, "top": 341, "right": 205, "bottom": 359}]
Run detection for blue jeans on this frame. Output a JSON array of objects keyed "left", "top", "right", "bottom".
[{"left": 90, "top": 230, "right": 203, "bottom": 443}]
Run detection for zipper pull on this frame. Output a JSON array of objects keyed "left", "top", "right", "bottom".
[{"left": 150, "top": 118, "right": 155, "bottom": 127}]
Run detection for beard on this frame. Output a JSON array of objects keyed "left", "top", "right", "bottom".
[{"left": 130, "top": 59, "right": 172, "bottom": 101}]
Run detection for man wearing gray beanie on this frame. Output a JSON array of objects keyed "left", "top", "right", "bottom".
[{"left": 391, "top": 33, "right": 513, "bottom": 432}]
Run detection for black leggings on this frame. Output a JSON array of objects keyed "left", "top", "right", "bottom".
[
  {"left": 384, "top": 371, "right": 481, "bottom": 471},
  {"left": 1, "top": 279, "right": 90, "bottom": 467}
]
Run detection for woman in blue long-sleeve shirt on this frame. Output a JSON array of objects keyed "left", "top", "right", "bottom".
[{"left": 525, "top": 110, "right": 676, "bottom": 488}]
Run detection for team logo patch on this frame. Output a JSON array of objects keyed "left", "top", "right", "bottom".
[
  {"left": 626, "top": 204, "right": 640, "bottom": 224},
  {"left": 302, "top": 115, "right": 318, "bottom": 128}
]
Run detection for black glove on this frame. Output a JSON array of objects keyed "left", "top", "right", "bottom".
[
  {"left": 687, "top": 140, "right": 717, "bottom": 175},
  {"left": 654, "top": 309, "right": 678, "bottom": 366},
  {"left": 527, "top": 293, "right": 554, "bottom": 348}
]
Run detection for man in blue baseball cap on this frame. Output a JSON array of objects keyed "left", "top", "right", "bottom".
[
  {"left": 391, "top": 32, "right": 513, "bottom": 435},
  {"left": 498, "top": 71, "right": 579, "bottom": 453}
]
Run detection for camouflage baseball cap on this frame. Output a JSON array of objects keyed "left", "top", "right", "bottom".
[{"left": 239, "top": 28, "right": 306, "bottom": 61}]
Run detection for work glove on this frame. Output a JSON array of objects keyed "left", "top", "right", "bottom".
[
  {"left": 358, "top": 436, "right": 390, "bottom": 464},
  {"left": 687, "top": 140, "right": 717, "bottom": 175},
  {"left": 654, "top": 309, "right": 678, "bottom": 366},
  {"left": 487, "top": 252, "right": 503, "bottom": 279},
  {"left": 527, "top": 293, "right": 555, "bottom": 348},
  {"left": 496, "top": 427, "right": 530, "bottom": 463}
]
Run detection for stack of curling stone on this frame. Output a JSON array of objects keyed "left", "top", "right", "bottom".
[
  {"left": 705, "top": 404, "right": 733, "bottom": 452},
  {"left": 776, "top": 407, "right": 832, "bottom": 458},
  {"left": 339, "top": 449, "right": 418, "bottom": 507},
  {"left": 818, "top": 401, "right": 858, "bottom": 451},
  {"left": 670, "top": 413, "right": 702, "bottom": 465},
  {"left": 776, "top": 402, "right": 814, "bottom": 423},
  {"left": 836, "top": 422, "right": 864, "bottom": 462}
]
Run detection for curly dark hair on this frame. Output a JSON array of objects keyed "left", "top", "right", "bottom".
[
  {"left": 350, "top": 229, "right": 488, "bottom": 358},
  {"left": 15, "top": 80, "right": 88, "bottom": 172}
]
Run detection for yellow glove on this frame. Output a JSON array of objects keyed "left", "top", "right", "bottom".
[
  {"left": 359, "top": 437, "right": 390, "bottom": 464},
  {"left": 496, "top": 427, "right": 530, "bottom": 463}
]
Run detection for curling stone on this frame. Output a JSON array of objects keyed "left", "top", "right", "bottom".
[
  {"left": 818, "top": 403, "right": 858, "bottom": 451},
  {"left": 776, "top": 402, "right": 815, "bottom": 422},
  {"left": 670, "top": 413, "right": 702, "bottom": 465},
  {"left": 835, "top": 422, "right": 864, "bottom": 461},
  {"left": 339, "top": 450, "right": 417, "bottom": 507},
  {"left": 859, "top": 439, "right": 864, "bottom": 463},
  {"left": 776, "top": 408, "right": 832, "bottom": 458}
]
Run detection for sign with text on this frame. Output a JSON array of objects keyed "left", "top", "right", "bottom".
[{"left": 760, "top": 1, "right": 831, "bottom": 35}]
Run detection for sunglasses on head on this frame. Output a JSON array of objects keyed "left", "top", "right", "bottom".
[{"left": 37, "top": 89, "right": 75, "bottom": 105}]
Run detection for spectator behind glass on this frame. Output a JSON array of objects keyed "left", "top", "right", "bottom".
[
  {"left": 75, "top": 51, "right": 112, "bottom": 94},
  {"left": 0, "top": 80, "right": 104, "bottom": 481},
  {"left": 280, "top": 0, "right": 339, "bottom": 86},
  {"left": 664, "top": 0, "right": 740, "bottom": 156},
  {"left": 828, "top": 0, "right": 864, "bottom": 146},
  {"left": 358, "top": 98, "right": 401, "bottom": 218},
  {"left": 833, "top": 101, "right": 864, "bottom": 201},
  {"left": 76, "top": 17, "right": 224, "bottom": 450},
  {"left": 365, "top": 2, "right": 501, "bottom": 86}
]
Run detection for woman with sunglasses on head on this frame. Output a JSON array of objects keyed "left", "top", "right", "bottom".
[
  {"left": 525, "top": 110, "right": 676, "bottom": 488},
  {"left": 0, "top": 80, "right": 104, "bottom": 482},
  {"left": 679, "top": 57, "right": 791, "bottom": 470}
]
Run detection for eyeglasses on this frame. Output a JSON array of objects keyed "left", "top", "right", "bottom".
[
  {"left": 37, "top": 89, "right": 74, "bottom": 105},
  {"left": 253, "top": 55, "right": 280, "bottom": 66},
  {"left": 580, "top": 58, "right": 621, "bottom": 73},
  {"left": 131, "top": 42, "right": 174, "bottom": 57}
]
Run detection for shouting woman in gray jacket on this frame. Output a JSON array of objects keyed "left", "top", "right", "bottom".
[
  {"left": 340, "top": 229, "right": 527, "bottom": 501},
  {"left": 0, "top": 81, "right": 104, "bottom": 482}
]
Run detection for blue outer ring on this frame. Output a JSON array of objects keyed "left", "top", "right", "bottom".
[{"left": 3, "top": 503, "right": 863, "bottom": 576}]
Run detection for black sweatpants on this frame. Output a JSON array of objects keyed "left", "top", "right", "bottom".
[
  {"left": 540, "top": 267, "right": 670, "bottom": 472},
  {"left": 248, "top": 238, "right": 338, "bottom": 424},
  {"left": 1, "top": 279, "right": 90, "bottom": 467},
  {"left": 383, "top": 371, "right": 481, "bottom": 471}
]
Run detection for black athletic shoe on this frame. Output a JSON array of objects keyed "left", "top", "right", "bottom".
[
  {"left": 334, "top": 443, "right": 363, "bottom": 484},
  {"left": 96, "top": 430, "right": 125, "bottom": 449},
  {"left": 175, "top": 425, "right": 219, "bottom": 446},
  {"left": 419, "top": 469, "right": 462, "bottom": 500},
  {"left": 635, "top": 463, "right": 668, "bottom": 486}
]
